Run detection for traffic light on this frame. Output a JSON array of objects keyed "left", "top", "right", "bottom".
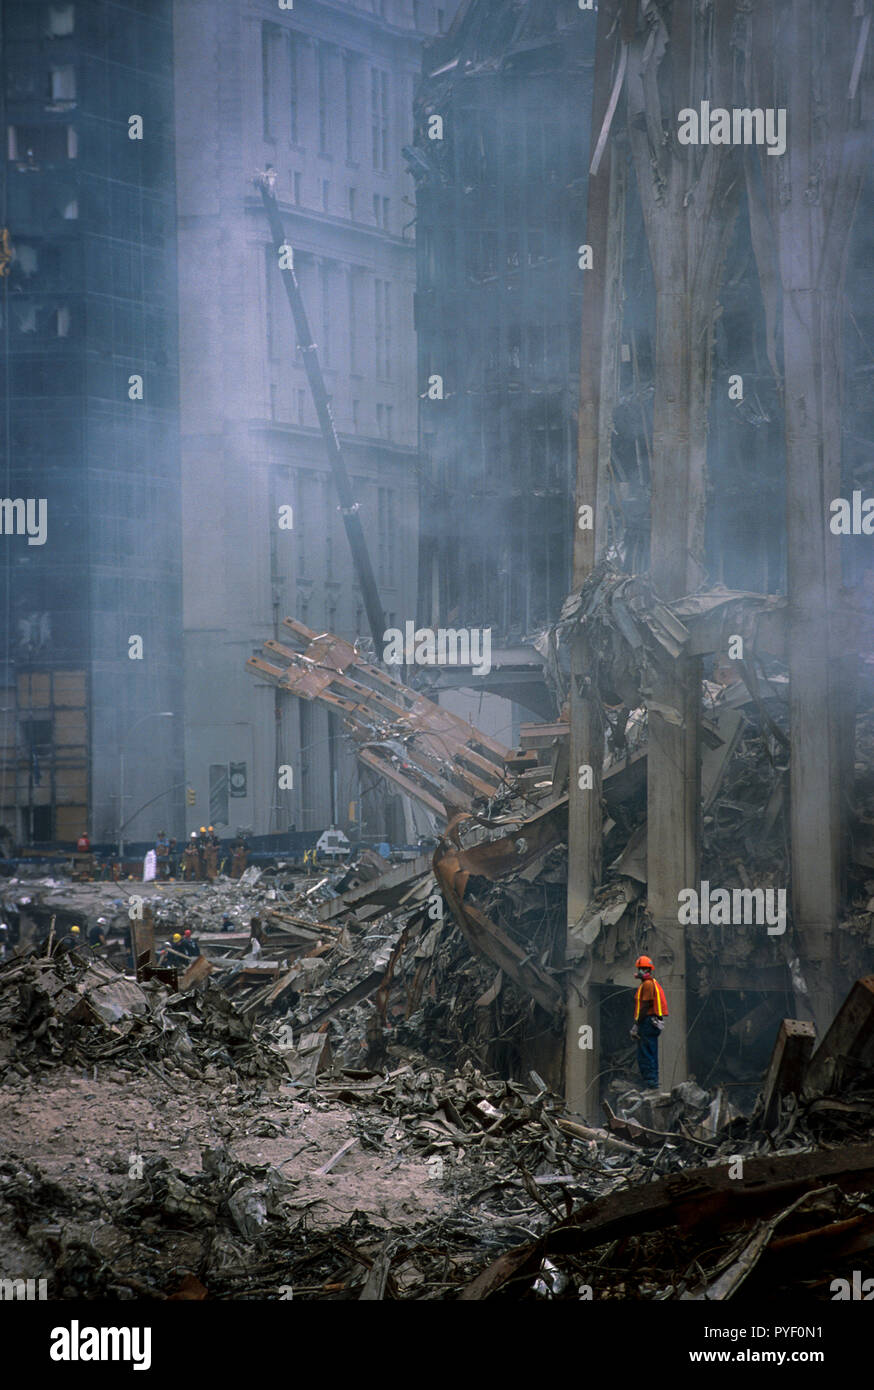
[{"left": 186, "top": 788, "right": 196, "bottom": 806}]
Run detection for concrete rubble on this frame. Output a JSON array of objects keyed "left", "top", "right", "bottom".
[
  {"left": 2, "top": 833, "right": 874, "bottom": 1297},
  {"left": 4, "top": 571, "right": 874, "bottom": 1297}
]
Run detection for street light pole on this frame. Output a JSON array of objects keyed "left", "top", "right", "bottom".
[{"left": 118, "top": 712, "right": 174, "bottom": 861}]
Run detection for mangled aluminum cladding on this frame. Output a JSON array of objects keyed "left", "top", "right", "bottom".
[{"left": 247, "top": 619, "right": 510, "bottom": 819}]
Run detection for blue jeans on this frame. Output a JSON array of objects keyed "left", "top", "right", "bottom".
[{"left": 637, "top": 1015, "right": 660, "bottom": 1088}]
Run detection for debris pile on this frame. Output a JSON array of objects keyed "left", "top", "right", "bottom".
[{"left": 0, "top": 947, "right": 288, "bottom": 1084}]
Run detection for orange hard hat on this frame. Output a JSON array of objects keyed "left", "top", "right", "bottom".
[{"left": 635, "top": 955, "right": 653, "bottom": 970}]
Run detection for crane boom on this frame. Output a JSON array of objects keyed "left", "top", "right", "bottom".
[{"left": 256, "top": 176, "right": 387, "bottom": 651}]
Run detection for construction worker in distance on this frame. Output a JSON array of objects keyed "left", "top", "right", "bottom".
[
  {"left": 183, "top": 833, "right": 200, "bottom": 881},
  {"left": 197, "top": 827, "right": 208, "bottom": 880},
  {"left": 630, "top": 955, "right": 668, "bottom": 1090},
  {"left": 203, "top": 826, "right": 219, "bottom": 881},
  {"left": 159, "top": 932, "right": 188, "bottom": 967},
  {"left": 87, "top": 917, "right": 108, "bottom": 951},
  {"left": 58, "top": 923, "right": 82, "bottom": 952},
  {"left": 178, "top": 927, "right": 200, "bottom": 959}
]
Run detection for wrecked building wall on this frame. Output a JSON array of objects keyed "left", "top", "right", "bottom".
[
  {"left": 0, "top": 0, "right": 184, "bottom": 845},
  {"left": 412, "top": 0, "right": 594, "bottom": 640},
  {"left": 174, "top": 0, "right": 435, "bottom": 840}
]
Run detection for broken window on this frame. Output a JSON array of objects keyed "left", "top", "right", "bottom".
[
  {"left": 45, "top": 5, "right": 75, "bottom": 38},
  {"left": 508, "top": 323, "right": 522, "bottom": 373},
  {"left": 15, "top": 304, "right": 38, "bottom": 334},
  {"left": 50, "top": 66, "right": 76, "bottom": 101},
  {"left": 21, "top": 719, "right": 53, "bottom": 750},
  {"left": 15, "top": 244, "right": 39, "bottom": 277},
  {"left": 527, "top": 326, "right": 545, "bottom": 379},
  {"left": 8, "top": 125, "right": 73, "bottom": 164},
  {"left": 30, "top": 806, "right": 52, "bottom": 841}
]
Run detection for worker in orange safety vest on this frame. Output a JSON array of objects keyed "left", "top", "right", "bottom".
[{"left": 630, "top": 955, "right": 668, "bottom": 1089}]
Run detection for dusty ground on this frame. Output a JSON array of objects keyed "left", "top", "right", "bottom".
[{"left": 0, "top": 1063, "right": 452, "bottom": 1282}]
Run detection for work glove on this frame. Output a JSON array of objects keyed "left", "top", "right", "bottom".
[
  {"left": 653, "top": 1018, "right": 665, "bottom": 1032},
  {"left": 630, "top": 1024, "right": 639, "bottom": 1039}
]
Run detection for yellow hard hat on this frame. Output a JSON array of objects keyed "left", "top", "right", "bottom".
[
  {"left": 172, "top": 933, "right": 182, "bottom": 942},
  {"left": 71, "top": 925, "right": 80, "bottom": 934},
  {"left": 199, "top": 827, "right": 206, "bottom": 834},
  {"left": 208, "top": 825, "right": 214, "bottom": 832}
]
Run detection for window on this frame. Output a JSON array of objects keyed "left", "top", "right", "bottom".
[
  {"left": 344, "top": 56, "right": 357, "bottom": 162},
  {"left": 319, "top": 262, "right": 332, "bottom": 367},
  {"left": 297, "top": 478, "right": 307, "bottom": 575},
  {"left": 293, "top": 172, "right": 302, "bottom": 204},
  {"left": 287, "top": 34, "right": 299, "bottom": 143},
  {"left": 317, "top": 45, "right": 330, "bottom": 155},
  {"left": 508, "top": 324, "right": 522, "bottom": 372},
  {"left": 347, "top": 186, "right": 356, "bottom": 220},
  {"left": 262, "top": 23, "right": 280, "bottom": 139},
  {"left": 265, "top": 245, "right": 277, "bottom": 359},
  {"left": 8, "top": 125, "right": 73, "bottom": 164},
  {"left": 352, "top": 399, "right": 360, "bottom": 430},
  {"left": 437, "top": 9, "right": 445, "bottom": 32},
  {"left": 374, "top": 279, "right": 391, "bottom": 379},
  {"left": 15, "top": 245, "right": 38, "bottom": 277},
  {"left": 15, "top": 304, "right": 37, "bottom": 334},
  {"left": 378, "top": 489, "right": 396, "bottom": 585},
  {"left": 348, "top": 272, "right": 357, "bottom": 371},
  {"left": 50, "top": 66, "right": 76, "bottom": 101},
  {"left": 53, "top": 306, "right": 71, "bottom": 337},
  {"left": 21, "top": 719, "right": 53, "bottom": 750},
  {"left": 45, "top": 5, "right": 75, "bottom": 37},
  {"left": 376, "top": 404, "right": 392, "bottom": 439},
  {"left": 370, "top": 68, "right": 388, "bottom": 171}
]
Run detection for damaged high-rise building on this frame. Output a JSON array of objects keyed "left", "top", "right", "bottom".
[
  {"left": 174, "top": 0, "right": 455, "bottom": 842},
  {"left": 411, "top": 1, "right": 594, "bottom": 646},
  {"left": 0, "top": 0, "right": 184, "bottom": 848}
]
